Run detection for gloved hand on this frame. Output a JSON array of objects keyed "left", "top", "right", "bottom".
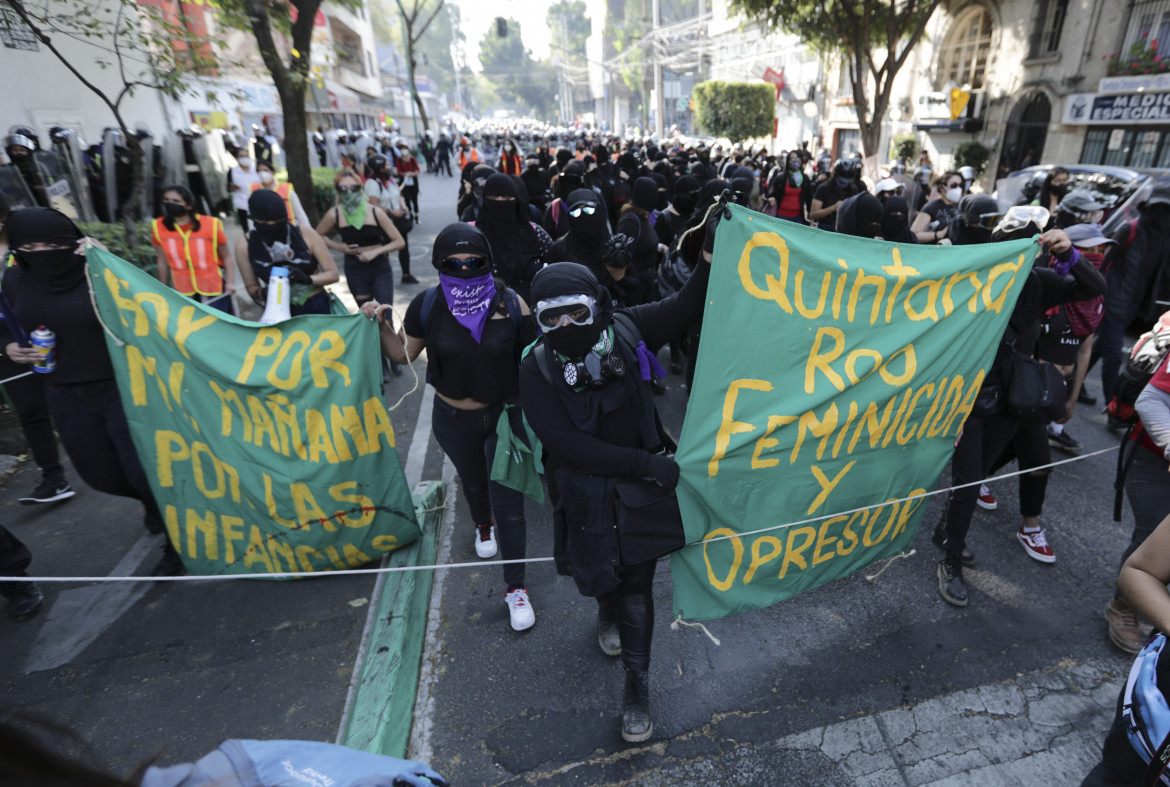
[
  {"left": 602, "top": 233, "right": 635, "bottom": 270},
  {"left": 286, "top": 267, "right": 313, "bottom": 285},
  {"left": 385, "top": 757, "right": 448, "bottom": 786},
  {"left": 645, "top": 452, "right": 680, "bottom": 489},
  {"left": 702, "top": 190, "right": 732, "bottom": 255}
]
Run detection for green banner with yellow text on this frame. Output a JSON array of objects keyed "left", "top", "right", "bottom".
[
  {"left": 671, "top": 205, "right": 1038, "bottom": 620},
  {"left": 87, "top": 247, "right": 420, "bottom": 576}
]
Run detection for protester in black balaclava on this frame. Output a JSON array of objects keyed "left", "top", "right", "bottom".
[
  {"left": 459, "top": 164, "right": 497, "bottom": 222},
  {"left": 0, "top": 207, "right": 181, "bottom": 575},
  {"left": 476, "top": 173, "right": 553, "bottom": 302},
  {"left": 550, "top": 188, "right": 609, "bottom": 266},
  {"left": 617, "top": 177, "right": 664, "bottom": 314},
  {"left": 729, "top": 167, "right": 756, "bottom": 211},
  {"left": 520, "top": 156, "right": 551, "bottom": 214},
  {"left": 236, "top": 189, "right": 339, "bottom": 314},
  {"left": 835, "top": 192, "right": 885, "bottom": 238},
  {"left": 880, "top": 196, "right": 918, "bottom": 244},
  {"left": 360, "top": 222, "right": 541, "bottom": 633},
  {"left": 519, "top": 206, "right": 717, "bottom": 742},
  {"left": 554, "top": 148, "right": 573, "bottom": 175},
  {"left": 544, "top": 160, "right": 588, "bottom": 239},
  {"left": 456, "top": 161, "right": 480, "bottom": 219},
  {"left": 947, "top": 194, "right": 1002, "bottom": 246}
]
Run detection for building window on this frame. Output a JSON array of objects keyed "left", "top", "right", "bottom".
[
  {"left": 1080, "top": 125, "right": 1170, "bottom": 167},
  {"left": 1121, "top": 0, "right": 1170, "bottom": 54},
  {"left": 936, "top": 6, "right": 994, "bottom": 90},
  {"left": 1030, "top": 0, "right": 1068, "bottom": 57}
]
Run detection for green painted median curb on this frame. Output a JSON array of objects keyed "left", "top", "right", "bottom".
[{"left": 341, "top": 479, "right": 446, "bottom": 757}]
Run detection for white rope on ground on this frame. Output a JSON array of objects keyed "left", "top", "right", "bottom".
[
  {"left": 865, "top": 549, "right": 917, "bottom": 582},
  {"left": 670, "top": 617, "right": 722, "bottom": 646},
  {"left": 15, "top": 444, "right": 1119, "bottom": 584}
]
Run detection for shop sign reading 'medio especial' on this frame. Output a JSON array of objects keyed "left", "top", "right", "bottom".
[{"left": 1064, "top": 76, "right": 1170, "bottom": 125}]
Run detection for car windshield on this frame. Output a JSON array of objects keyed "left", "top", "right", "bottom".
[{"left": 996, "top": 167, "right": 1149, "bottom": 229}]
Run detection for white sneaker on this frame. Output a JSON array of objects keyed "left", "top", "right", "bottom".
[
  {"left": 475, "top": 523, "right": 497, "bottom": 558},
  {"left": 505, "top": 587, "right": 535, "bottom": 631}
]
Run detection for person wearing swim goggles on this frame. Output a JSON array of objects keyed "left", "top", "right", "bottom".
[
  {"left": 361, "top": 223, "right": 540, "bottom": 633},
  {"left": 518, "top": 198, "right": 725, "bottom": 743}
]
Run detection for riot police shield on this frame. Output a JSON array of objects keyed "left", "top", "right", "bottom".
[
  {"left": 100, "top": 128, "right": 121, "bottom": 223},
  {"left": 188, "top": 132, "right": 230, "bottom": 217},
  {"left": 323, "top": 129, "right": 341, "bottom": 170},
  {"left": 0, "top": 166, "right": 36, "bottom": 211},
  {"left": 49, "top": 129, "right": 97, "bottom": 222},
  {"left": 32, "top": 148, "right": 83, "bottom": 221},
  {"left": 351, "top": 131, "right": 374, "bottom": 163},
  {"left": 161, "top": 132, "right": 188, "bottom": 190}
]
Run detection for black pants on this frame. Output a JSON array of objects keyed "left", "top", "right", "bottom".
[
  {"left": 1, "top": 360, "right": 64, "bottom": 482},
  {"left": 401, "top": 184, "right": 419, "bottom": 216},
  {"left": 598, "top": 558, "right": 657, "bottom": 672},
  {"left": 430, "top": 396, "right": 528, "bottom": 589},
  {"left": 0, "top": 523, "right": 33, "bottom": 597},
  {"left": 236, "top": 208, "right": 249, "bottom": 229},
  {"left": 344, "top": 255, "right": 394, "bottom": 306},
  {"left": 437, "top": 156, "right": 452, "bottom": 176},
  {"left": 44, "top": 380, "right": 163, "bottom": 533},
  {"left": 989, "top": 420, "right": 1051, "bottom": 518},
  {"left": 941, "top": 411, "right": 1020, "bottom": 565}
]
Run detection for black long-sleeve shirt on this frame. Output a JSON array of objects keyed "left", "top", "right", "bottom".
[{"left": 520, "top": 262, "right": 709, "bottom": 480}]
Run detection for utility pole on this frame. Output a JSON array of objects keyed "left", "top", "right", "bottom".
[
  {"left": 651, "top": 0, "right": 664, "bottom": 137},
  {"left": 448, "top": 4, "right": 463, "bottom": 113}
]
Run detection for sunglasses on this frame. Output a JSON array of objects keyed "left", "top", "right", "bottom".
[
  {"left": 337, "top": 185, "right": 362, "bottom": 194},
  {"left": 440, "top": 256, "right": 488, "bottom": 272},
  {"left": 568, "top": 204, "right": 597, "bottom": 217}
]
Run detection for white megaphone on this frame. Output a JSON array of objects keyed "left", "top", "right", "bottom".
[{"left": 259, "top": 266, "right": 292, "bottom": 325}]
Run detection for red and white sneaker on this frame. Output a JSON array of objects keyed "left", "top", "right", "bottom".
[
  {"left": 977, "top": 484, "right": 997, "bottom": 510},
  {"left": 475, "top": 522, "right": 497, "bottom": 558},
  {"left": 505, "top": 587, "right": 535, "bottom": 631},
  {"left": 1017, "top": 526, "right": 1055, "bottom": 563}
]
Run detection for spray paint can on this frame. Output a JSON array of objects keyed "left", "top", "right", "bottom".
[{"left": 30, "top": 326, "right": 56, "bottom": 373}]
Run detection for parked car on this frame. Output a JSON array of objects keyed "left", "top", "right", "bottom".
[{"left": 997, "top": 165, "right": 1170, "bottom": 324}]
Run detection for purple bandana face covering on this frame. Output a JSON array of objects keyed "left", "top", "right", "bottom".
[{"left": 438, "top": 272, "right": 496, "bottom": 343}]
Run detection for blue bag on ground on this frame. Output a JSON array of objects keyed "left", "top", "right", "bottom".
[{"left": 139, "top": 739, "right": 447, "bottom": 787}]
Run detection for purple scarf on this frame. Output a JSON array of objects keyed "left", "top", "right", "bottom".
[{"left": 439, "top": 272, "right": 496, "bottom": 343}]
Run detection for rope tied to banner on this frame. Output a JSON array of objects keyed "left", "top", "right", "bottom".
[{"left": 14, "top": 443, "right": 1118, "bottom": 584}]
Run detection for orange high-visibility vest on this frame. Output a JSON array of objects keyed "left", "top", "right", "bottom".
[
  {"left": 250, "top": 181, "right": 295, "bottom": 223},
  {"left": 151, "top": 216, "right": 226, "bottom": 296},
  {"left": 459, "top": 149, "right": 480, "bottom": 168}
]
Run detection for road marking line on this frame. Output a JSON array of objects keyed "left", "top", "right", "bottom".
[
  {"left": 408, "top": 455, "right": 457, "bottom": 765},
  {"left": 24, "top": 533, "right": 157, "bottom": 674},
  {"left": 337, "top": 387, "right": 435, "bottom": 743}
]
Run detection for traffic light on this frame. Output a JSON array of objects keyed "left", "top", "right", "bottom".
[{"left": 496, "top": 17, "right": 508, "bottom": 37}]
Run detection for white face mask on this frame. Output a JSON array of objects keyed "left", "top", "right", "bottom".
[
  {"left": 259, "top": 170, "right": 275, "bottom": 184},
  {"left": 945, "top": 187, "right": 962, "bottom": 204}
]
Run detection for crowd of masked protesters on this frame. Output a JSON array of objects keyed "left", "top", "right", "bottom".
[{"left": 13, "top": 119, "right": 1170, "bottom": 768}]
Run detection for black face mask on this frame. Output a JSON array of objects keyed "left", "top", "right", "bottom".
[
  {"left": 1051, "top": 183, "right": 1069, "bottom": 198},
  {"left": 17, "top": 248, "right": 83, "bottom": 281},
  {"left": 163, "top": 203, "right": 188, "bottom": 219},
  {"left": 545, "top": 323, "right": 602, "bottom": 358},
  {"left": 657, "top": 189, "right": 669, "bottom": 211},
  {"left": 673, "top": 189, "right": 698, "bottom": 216},
  {"left": 483, "top": 198, "right": 516, "bottom": 222},
  {"left": 254, "top": 221, "right": 287, "bottom": 245}
]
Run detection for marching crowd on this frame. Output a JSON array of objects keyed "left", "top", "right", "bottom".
[{"left": 10, "top": 120, "right": 1170, "bottom": 764}]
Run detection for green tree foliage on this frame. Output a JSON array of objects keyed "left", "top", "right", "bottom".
[
  {"left": 478, "top": 18, "right": 555, "bottom": 116},
  {"left": 371, "top": 0, "right": 460, "bottom": 95},
  {"left": 693, "top": 81, "right": 774, "bottom": 142},
  {"left": 547, "top": 0, "right": 590, "bottom": 57},
  {"left": 890, "top": 132, "right": 917, "bottom": 164},
  {"left": 730, "top": 0, "right": 940, "bottom": 167},
  {"left": 953, "top": 141, "right": 991, "bottom": 177}
]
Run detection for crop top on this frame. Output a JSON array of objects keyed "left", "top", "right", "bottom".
[
  {"left": 403, "top": 288, "right": 538, "bottom": 403},
  {"left": 333, "top": 207, "right": 390, "bottom": 248}
]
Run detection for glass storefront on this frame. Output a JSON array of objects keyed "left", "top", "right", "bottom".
[{"left": 1081, "top": 125, "right": 1170, "bottom": 168}]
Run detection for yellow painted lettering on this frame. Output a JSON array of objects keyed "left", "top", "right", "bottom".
[
  {"left": 709, "top": 379, "right": 771, "bottom": 477},
  {"left": 743, "top": 536, "right": 783, "bottom": 584},
  {"left": 702, "top": 528, "right": 743, "bottom": 591}
]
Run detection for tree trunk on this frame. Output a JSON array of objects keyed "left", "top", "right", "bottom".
[
  {"left": 278, "top": 86, "right": 317, "bottom": 225},
  {"left": 122, "top": 132, "right": 147, "bottom": 248},
  {"left": 411, "top": 79, "right": 431, "bottom": 134}
]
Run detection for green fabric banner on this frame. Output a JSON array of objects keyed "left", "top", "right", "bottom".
[
  {"left": 671, "top": 205, "right": 1039, "bottom": 620},
  {"left": 86, "top": 248, "right": 420, "bottom": 576}
]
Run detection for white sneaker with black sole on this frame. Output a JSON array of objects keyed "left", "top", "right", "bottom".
[
  {"left": 505, "top": 587, "right": 535, "bottom": 631},
  {"left": 475, "top": 523, "right": 498, "bottom": 558},
  {"left": 19, "top": 479, "right": 75, "bottom": 505}
]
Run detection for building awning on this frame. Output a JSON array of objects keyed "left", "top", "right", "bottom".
[
  {"left": 914, "top": 118, "right": 984, "bottom": 133},
  {"left": 309, "top": 78, "right": 363, "bottom": 114}
]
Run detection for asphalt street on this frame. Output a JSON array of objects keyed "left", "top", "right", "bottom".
[{"left": 0, "top": 174, "right": 1141, "bottom": 785}]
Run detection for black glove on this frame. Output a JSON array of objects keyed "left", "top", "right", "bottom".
[
  {"left": 644, "top": 452, "right": 680, "bottom": 489},
  {"left": 286, "top": 267, "right": 313, "bottom": 285},
  {"left": 702, "top": 190, "right": 733, "bottom": 254},
  {"left": 602, "top": 233, "right": 635, "bottom": 270}
]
